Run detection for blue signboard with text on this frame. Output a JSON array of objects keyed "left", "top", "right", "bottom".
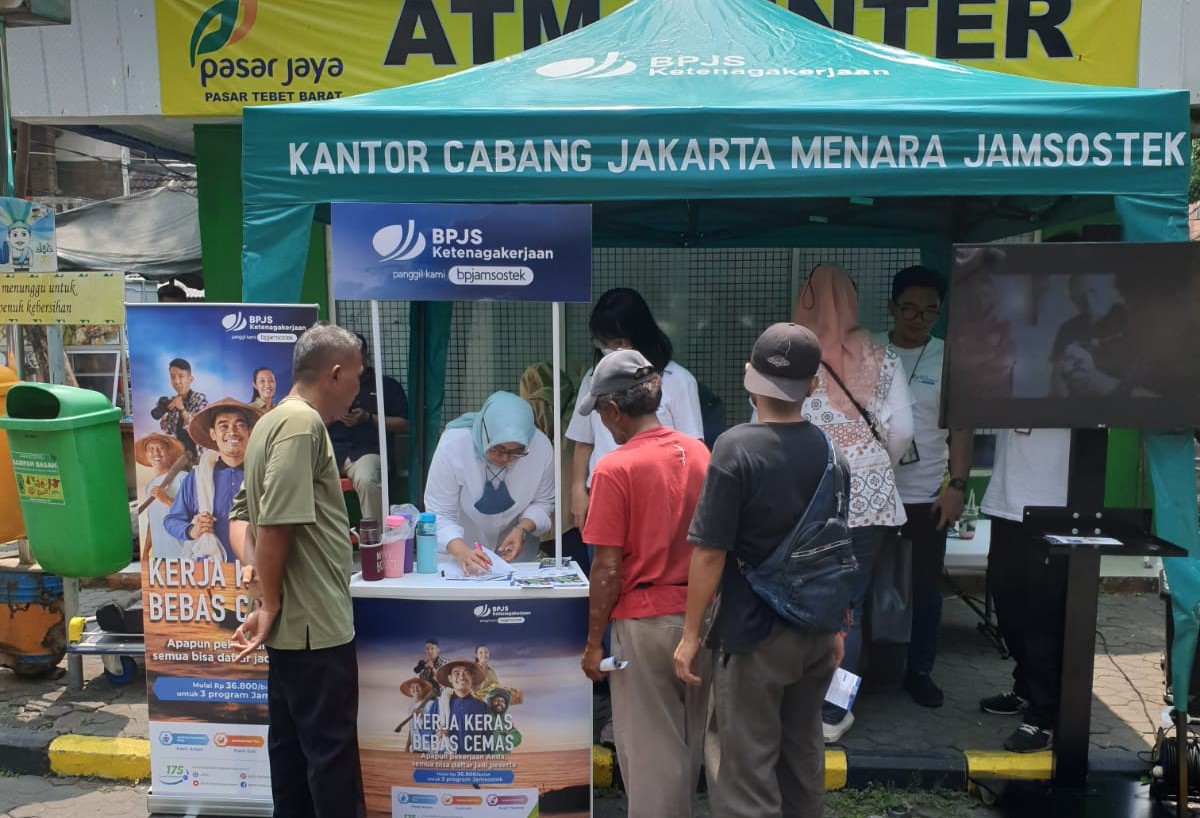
[{"left": 331, "top": 202, "right": 592, "bottom": 302}]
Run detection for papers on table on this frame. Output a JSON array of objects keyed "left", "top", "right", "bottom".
[
  {"left": 439, "top": 546, "right": 514, "bottom": 581},
  {"left": 1044, "top": 535, "right": 1123, "bottom": 546},
  {"left": 509, "top": 567, "right": 587, "bottom": 589},
  {"left": 436, "top": 554, "right": 588, "bottom": 586}
]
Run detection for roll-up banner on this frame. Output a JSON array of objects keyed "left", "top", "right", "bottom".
[{"left": 127, "top": 302, "right": 317, "bottom": 814}]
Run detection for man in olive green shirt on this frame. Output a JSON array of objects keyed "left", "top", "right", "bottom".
[{"left": 233, "top": 323, "right": 365, "bottom": 818}]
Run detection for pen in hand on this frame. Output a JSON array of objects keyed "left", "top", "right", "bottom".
[{"left": 474, "top": 541, "right": 492, "bottom": 569}]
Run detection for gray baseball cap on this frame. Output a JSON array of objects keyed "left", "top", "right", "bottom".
[
  {"left": 576, "top": 349, "right": 657, "bottom": 415},
  {"left": 744, "top": 323, "right": 822, "bottom": 402}
]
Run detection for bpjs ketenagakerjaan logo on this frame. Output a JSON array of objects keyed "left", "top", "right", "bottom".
[
  {"left": 371, "top": 221, "right": 428, "bottom": 263},
  {"left": 221, "top": 311, "right": 249, "bottom": 332},
  {"left": 536, "top": 51, "right": 637, "bottom": 79},
  {"left": 370, "top": 220, "right": 543, "bottom": 287},
  {"left": 372, "top": 223, "right": 484, "bottom": 262},
  {"left": 537, "top": 52, "right": 890, "bottom": 81},
  {"left": 222, "top": 311, "right": 308, "bottom": 343}
]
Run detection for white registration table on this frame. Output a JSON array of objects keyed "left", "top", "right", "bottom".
[{"left": 351, "top": 559, "right": 591, "bottom": 818}]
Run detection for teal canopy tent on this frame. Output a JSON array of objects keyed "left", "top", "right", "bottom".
[
  {"left": 242, "top": 0, "right": 1189, "bottom": 286},
  {"left": 240, "top": 0, "right": 1199, "bottom": 709}
]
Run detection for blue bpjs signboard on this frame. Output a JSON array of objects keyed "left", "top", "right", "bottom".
[{"left": 331, "top": 202, "right": 592, "bottom": 302}]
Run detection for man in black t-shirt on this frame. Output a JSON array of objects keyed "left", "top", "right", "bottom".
[
  {"left": 326, "top": 333, "right": 409, "bottom": 521},
  {"left": 1050, "top": 273, "right": 1134, "bottom": 397},
  {"left": 675, "top": 323, "right": 843, "bottom": 818}
]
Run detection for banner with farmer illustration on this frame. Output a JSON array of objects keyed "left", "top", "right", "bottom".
[
  {"left": 126, "top": 303, "right": 317, "bottom": 809},
  {"left": 354, "top": 596, "right": 591, "bottom": 818}
]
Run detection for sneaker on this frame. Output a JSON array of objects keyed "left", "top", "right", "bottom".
[
  {"left": 903, "top": 672, "right": 945, "bottom": 708},
  {"left": 822, "top": 711, "right": 855, "bottom": 743},
  {"left": 980, "top": 690, "right": 1028, "bottom": 716},
  {"left": 1004, "top": 722, "right": 1052, "bottom": 753}
]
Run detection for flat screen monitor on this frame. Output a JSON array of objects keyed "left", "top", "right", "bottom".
[{"left": 942, "top": 242, "right": 1200, "bottom": 429}]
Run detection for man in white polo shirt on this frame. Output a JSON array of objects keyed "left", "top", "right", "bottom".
[
  {"left": 882, "top": 265, "right": 973, "bottom": 709},
  {"left": 978, "top": 428, "right": 1071, "bottom": 752}
]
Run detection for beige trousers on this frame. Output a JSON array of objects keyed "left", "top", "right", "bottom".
[
  {"left": 707, "top": 623, "right": 838, "bottom": 818},
  {"left": 343, "top": 454, "right": 382, "bottom": 521},
  {"left": 610, "top": 614, "right": 710, "bottom": 818}
]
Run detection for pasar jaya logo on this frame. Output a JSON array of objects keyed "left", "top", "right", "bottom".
[
  {"left": 187, "top": 0, "right": 344, "bottom": 100},
  {"left": 189, "top": 0, "right": 258, "bottom": 68}
]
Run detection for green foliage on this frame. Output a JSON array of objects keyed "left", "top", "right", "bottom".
[
  {"left": 1190, "top": 139, "right": 1200, "bottom": 204},
  {"left": 825, "top": 783, "right": 994, "bottom": 818}
]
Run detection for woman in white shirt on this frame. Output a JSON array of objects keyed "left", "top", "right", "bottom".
[
  {"left": 424, "top": 392, "right": 555, "bottom": 575},
  {"left": 567, "top": 288, "right": 704, "bottom": 532},
  {"left": 795, "top": 263, "right": 914, "bottom": 743}
]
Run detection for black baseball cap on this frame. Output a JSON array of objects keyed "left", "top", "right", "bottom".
[
  {"left": 744, "top": 323, "right": 821, "bottom": 402},
  {"left": 576, "top": 349, "right": 657, "bottom": 415}
]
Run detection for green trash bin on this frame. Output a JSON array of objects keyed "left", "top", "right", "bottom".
[{"left": 0, "top": 383, "right": 128, "bottom": 577}]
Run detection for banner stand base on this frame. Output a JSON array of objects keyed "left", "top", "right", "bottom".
[{"left": 147, "top": 792, "right": 274, "bottom": 816}]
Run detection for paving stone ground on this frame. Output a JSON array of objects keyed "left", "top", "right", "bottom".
[
  {"left": 837, "top": 590, "right": 1164, "bottom": 759},
  {"left": 0, "top": 585, "right": 146, "bottom": 741},
  {"left": 0, "top": 775, "right": 149, "bottom": 818}
]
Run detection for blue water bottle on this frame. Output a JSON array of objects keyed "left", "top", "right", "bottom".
[{"left": 416, "top": 512, "right": 438, "bottom": 574}]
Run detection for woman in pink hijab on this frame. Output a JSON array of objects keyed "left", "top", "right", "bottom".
[{"left": 794, "top": 263, "right": 914, "bottom": 743}]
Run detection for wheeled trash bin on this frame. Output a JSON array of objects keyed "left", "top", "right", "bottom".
[{"left": 0, "top": 383, "right": 129, "bottom": 577}]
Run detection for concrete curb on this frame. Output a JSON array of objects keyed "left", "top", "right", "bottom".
[
  {"left": 594, "top": 744, "right": 1140, "bottom": 794},
  {"left": 0, "top": 727, "right": 53, "bottom": 776},
  {"left": 0, "top": 732, "right": 1135, "bottom": 790},
  {"left": 593, "top": 744, "right": 614, "bottom": 789},
  {"left": 48, "top": 735, "right": 150, "bottom": 781},
  {"left": 0, "top": 731, "right": 149, "bottom": 782}
]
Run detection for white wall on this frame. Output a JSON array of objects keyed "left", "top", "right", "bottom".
[
  {"left": 54, "top": 130, "right": 123, "bottom": 162},
  {"left": 1139, "top": 0, "right": 1200, "bottom": 105},
  {"left": 8, "top": 0, "right": 161, "bottom": 118}
]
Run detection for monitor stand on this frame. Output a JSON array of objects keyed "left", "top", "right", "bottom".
[{"left": 1024, "top": 428, "right": 1186, "bottom": 790}]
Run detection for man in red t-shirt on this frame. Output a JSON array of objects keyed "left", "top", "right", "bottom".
[{"left": 578, "top": 349, "right": 711, "bottom": 818}]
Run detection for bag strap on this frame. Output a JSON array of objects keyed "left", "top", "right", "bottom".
[
  {"left": 820, "top": 361, "right": 883, "bottom": 445},
  {"left": 738, "top": 433, "right": 838, "bottom": 573}
]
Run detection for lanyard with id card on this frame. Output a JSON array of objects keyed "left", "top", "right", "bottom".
[{"left": 897, "top": 339, "right": 930, "bottom": 467}]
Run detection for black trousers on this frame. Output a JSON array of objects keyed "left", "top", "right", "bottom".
[
  {"left": 266, "top": 639, "right": 365, "bottom": 818},
  {"left": 561, "top": 527, "right": 591, "bottom": 575},
  {"left": 986, "top": 518, "right": 1068, "bottom": 729},
  {"left": 902, "top": 503, "right": 948, "bottom": 677}
]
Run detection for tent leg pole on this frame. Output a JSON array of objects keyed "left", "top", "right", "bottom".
[
  {"left": 1177, "top": 707, "right": 1188, "bottom": 818},
  {"left": 415, "top": 304, "right": 426, "bottom": 501},
  {"left": 551, "top": 302, "right": 562, "bottom": 567},
  {"left": 370, "top": 300, "right": 388, "bottom": 519}
]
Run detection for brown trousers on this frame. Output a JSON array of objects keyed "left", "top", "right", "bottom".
[
  {"left": 707, "top": 623, "right": 838, "bottom": 818},
  {"left": 610, "top": 614, "right": 711, "bottom": 818}
]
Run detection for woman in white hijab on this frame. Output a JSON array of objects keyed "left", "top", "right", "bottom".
[{"left": 424, "top": 392, "right": 555, "bottom": 575}]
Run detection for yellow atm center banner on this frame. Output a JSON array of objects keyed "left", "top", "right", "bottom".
[
  {"left": 0, "top": 272, "right": 125, "bottom": 325},
  {"left": 156, "top": 0, "right": 1141, "bottom": 117}
]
